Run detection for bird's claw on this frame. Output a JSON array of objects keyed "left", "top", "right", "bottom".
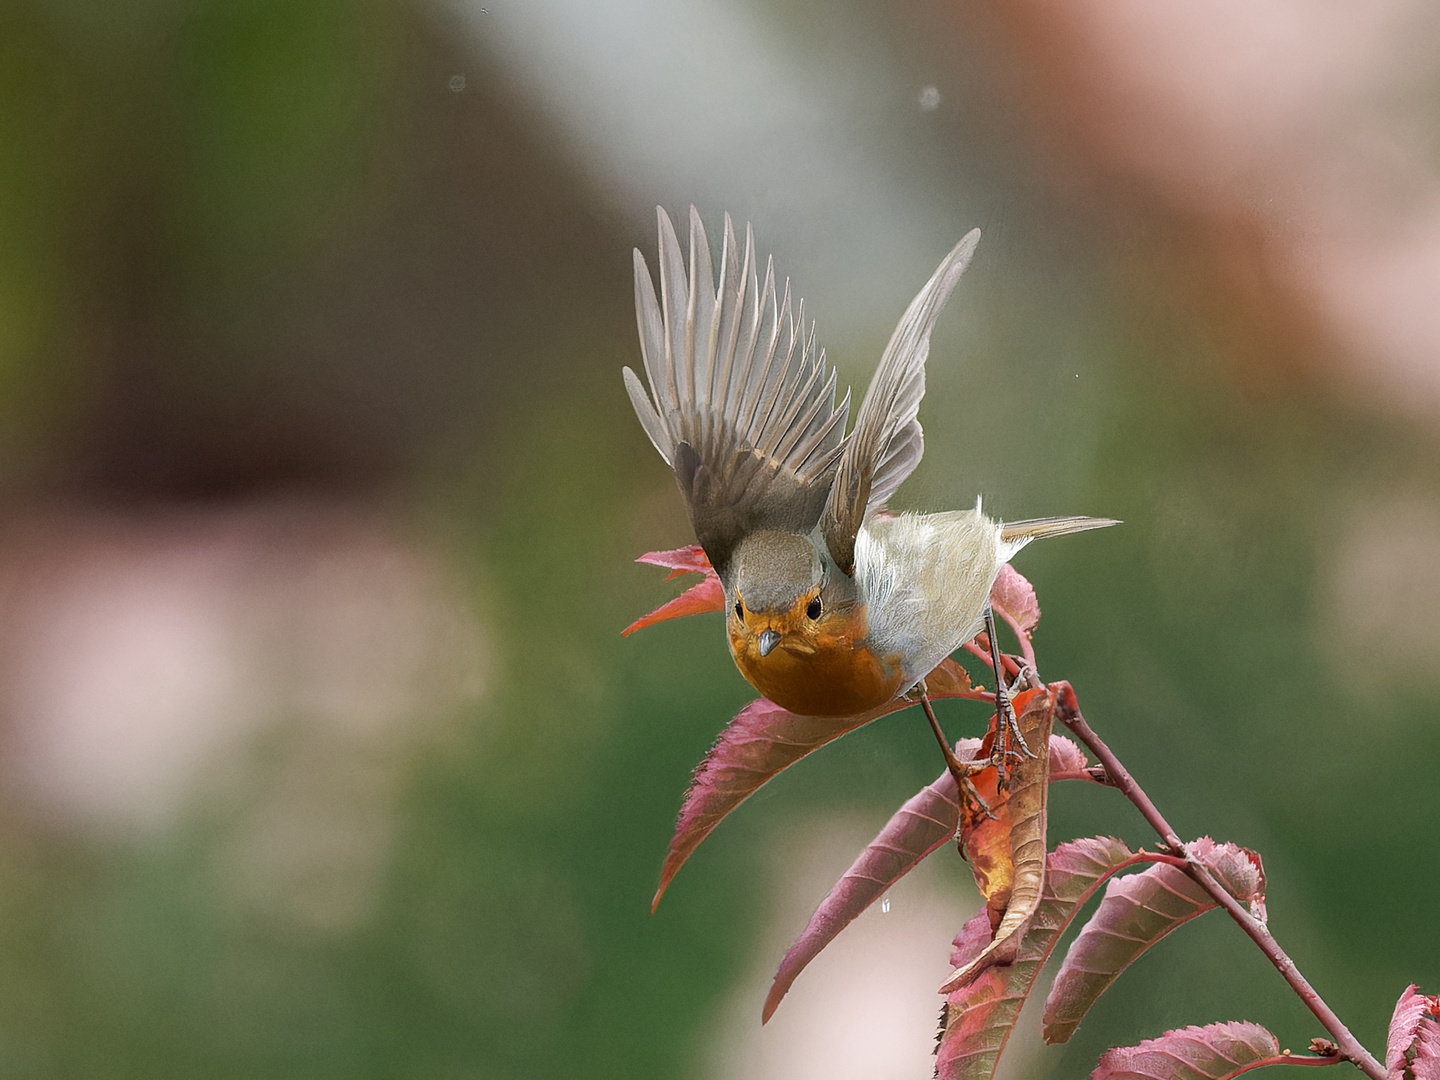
[{"left": 958, "top": 768, "right": 997, "bottom": 821}]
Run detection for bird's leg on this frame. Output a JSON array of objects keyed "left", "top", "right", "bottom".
[
  {"left": 917, "top": 690, "right": 995, "bottom": 820},
  {"left": 986, "top": 606, "right": 1036, "bottom": 784}
]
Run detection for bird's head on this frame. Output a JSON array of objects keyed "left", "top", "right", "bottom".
[{"left": 726, "top": 531, "right": 850, "bottom": 660}]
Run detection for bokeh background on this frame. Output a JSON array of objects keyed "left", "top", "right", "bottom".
[{"left": 0, "top": 0, "right": 1438, "bottom": 1076}]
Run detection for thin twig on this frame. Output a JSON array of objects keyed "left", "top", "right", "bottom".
[
  {"left": 962, "top": 640, "right": 995, "bottom": 668},
  {"left": 964, "top": 634, "right": 1022, "bottom": 680},
  {"left": 1052, "top": 683, "right": 1386, "bottom": 1080},
  {"left": 920, "top": 695, "right": 971, "bottom": 783},
  {"left": 919, "top": 694, "right": 992, "bottom": 817},
  {"left": 994, "top": 605, "right": 1038, "bottom": 672}
]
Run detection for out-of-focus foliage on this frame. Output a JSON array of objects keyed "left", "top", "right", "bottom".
[{"left": 0, "top": 0, "right": 1436, "bottom": 1077}]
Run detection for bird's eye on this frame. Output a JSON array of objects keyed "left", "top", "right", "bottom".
[
  {"left": 806, "top": 596, "right": 822, "bottom": 620},
  {"left": 734, "top": 600, "right": 744, "bottom": 620}
]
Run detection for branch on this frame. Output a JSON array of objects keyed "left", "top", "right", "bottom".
[
  {"left": 994, "top": 605, "right": 1038, "bottom": 672},
  {"left": 964, "top": 633, "right": 1022, "bottom": 681},
  {"left": 1052, "top": 684, "right": 1386, "bottom": 1080}
]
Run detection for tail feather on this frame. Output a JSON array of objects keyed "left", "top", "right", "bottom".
[{"left": 999, "top": 515, "right": 1120, "bottom": 547}]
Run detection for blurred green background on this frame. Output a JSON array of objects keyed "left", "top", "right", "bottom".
[{"left": 0, "top": 0, "right": 1437, "bottom": 1077}]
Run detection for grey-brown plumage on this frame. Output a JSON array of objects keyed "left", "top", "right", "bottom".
[
  {"left": 625, "top": 208, "right": 1117, "bottom": 714},
  {"left": 821, "top": 229, "right": 979, "bottom": 576},
  {"left": 625, "top": 207, "right": 850, "bottom": 580}
]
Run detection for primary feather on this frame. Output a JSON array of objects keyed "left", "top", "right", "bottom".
[
  {"left": 821, "top": 229, "right": 981, "bottom": 575},
  {"left": 625, "top": 208, "right": 851, "bottom": 577}
]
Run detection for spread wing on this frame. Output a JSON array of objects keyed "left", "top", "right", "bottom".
[
  {"left": 624, "top": 207, "right": 851, "bottom": 578},
  {"left": 821, "top": 228, "right": 981, "bottom": 575}
]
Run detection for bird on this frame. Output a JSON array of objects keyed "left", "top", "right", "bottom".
[{"left": 623, "top": 206, "right": 1115, "bottom": 755}]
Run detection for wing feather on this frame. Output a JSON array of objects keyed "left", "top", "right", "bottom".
[
  {"left": 822, "top": 228, "right": 981, "bottom": 574},
  {"left": 623, "top": 207, "right": 851, "bottom": 576},
  {"left": 633, "top": 249, "right": 673, "bottom": 424}
]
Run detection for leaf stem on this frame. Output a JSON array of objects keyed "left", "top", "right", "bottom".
[
  {"left": 994, "top": 605, "right": 1038, "bottom": 673},
  {"left": 1052, "top": 683, "right": 1385, "bottom": 1080}
]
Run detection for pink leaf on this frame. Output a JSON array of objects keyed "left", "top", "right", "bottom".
[
  {"left": 1088, "top": 1025, "right": 1284, "bottom": 1080},
  {"left": 1048, "top": 734, "right": 1089, "bottom": 778},
  {"left": 762, "top": 769, "right": 961, "bottom": 1022},
  {"left": 635, "top": 544, "right": 712, "bottom": 575},
  {"left": 990, "top": 564, "right": 1040, "bottom": 632},
  {"left": 764, "top": 731, "right": 1099, "bottom": 1021},
  {"left": 1092, "top": 1022, "right": 1280, "bottom": 1080},
  {"left": 622, "top": 577, "right": 725, "bottom": 635},
  {"left": 1387, "top": 985, "right": 1440, "bottom": 1080},
  {"left": 651, "top": 659, "right": 974, "bottom": 911},
  {"left": 936, "top": 836, "right": 1144, "bottom": 1080},
  {"left": 624, "top": 546, "right": 726, "bottom": 635},
  {"left": 1043, "top": 839, "right": 1267, "bottom": 1044}
]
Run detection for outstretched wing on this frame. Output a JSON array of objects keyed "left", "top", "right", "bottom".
[
  {"left": 624, "top": 207, "right": 851, "bottom": 578},
  {"left": 821, "top": 229, "right": 981, "bottom": 575}
]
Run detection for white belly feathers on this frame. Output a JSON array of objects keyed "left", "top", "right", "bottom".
[{"left": 853, "top": 507, "right": 1010, "bottom": 690}]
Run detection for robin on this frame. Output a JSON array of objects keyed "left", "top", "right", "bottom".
[{"left": 624, "top": 207, "right": 1115, "bottom": 766}]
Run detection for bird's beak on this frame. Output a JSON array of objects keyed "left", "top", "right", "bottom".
[{"left": 758, "top": 629, "right": 781, "bottom": 657}]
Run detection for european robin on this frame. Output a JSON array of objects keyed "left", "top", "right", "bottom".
[{"left": 624, "top": 207, "right": 1115, "bottom": 749}]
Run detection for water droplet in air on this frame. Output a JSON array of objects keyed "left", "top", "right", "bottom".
[
  {"left": 881, "top": 896, "right": 891, "bottom": 913},
  {"left": 449, "top": 74, "right": 467, "bottom": 93},
  {"left": 919, "top": 86, "right": 940, "bottom": 111}
]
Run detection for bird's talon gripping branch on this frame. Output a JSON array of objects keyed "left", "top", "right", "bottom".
[
  {"left": 985, "top": 607, "right": 1036, "bottom": 778},
  {"left": 963, "top": 776, "right": 998, "bottom": 821}
]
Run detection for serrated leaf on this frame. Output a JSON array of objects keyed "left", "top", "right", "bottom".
[
  {"left": 940, "top": 686, "right": 1056, "bottom": 992},
  {"left": 764, "top": 730, "right": 1099, "bottom": 1022},
  {"left": 623, "top": 545, "right": 726, "bottom": 635},
  {"left": 651, "top": 659, "right": 974, "bottom": 910},
  {"left": 990, "top": 564, "right": 1040, "bottom": 632},
  {"left": 1091, "top": 1021, "right": 1280, "bottom": 1080},
  {"left": 935, "top": 836, "right": 1146, "bottom": 1080},
  {"left": 1387, "top": 984, "right": 1440, "bottom": 1080},
  {"left": 1048, "top": 734, "right": 1089, "bottom": 778},
  {"left": 763, "top": 768, "right": 962, "bottom": 1021},
  {"left": 1042, "top": 838, "right": 1266, "bottom": 1043}
]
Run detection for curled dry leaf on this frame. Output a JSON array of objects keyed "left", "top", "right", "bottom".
[
  {"left": 623, "top": 545, "right": 725, "bottom": 635},
  {"left": 1092, "top": 1022, "right": 1281, "bottom": 1080},
  {"left": 989, "top": 564, "right": 1040, "bottom": 633},
  {"left": 936, "top": 836, "right": 1146, "bottom": 1080},
  {"left": 1043, "top": 838, "right": 1267, "bottom": 1044},
  {"left": 1387, "top": 985, "right": 1440, "bottom": 1080},
  {"left": 762, "top": 768, "right": 961, "bottom": 1022},
  {"left": 651, "top": 659, "right": 975, "bottom": 910},
  {"left": 939, "top": 686, "right": 1056, "bottom": 993},
  {"left": 765, "top": 730, "right": 1098, "bottom": 1022}
]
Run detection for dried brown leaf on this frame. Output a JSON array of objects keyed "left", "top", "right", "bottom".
[{"left": 940, "top": 686, "right": 1055, "bottom": 992}]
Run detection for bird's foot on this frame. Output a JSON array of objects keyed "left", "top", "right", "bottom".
[
  {"left": 959, "top": 765, "right": 997, "bottom": 822},
  {"left": 989, "top": 685, "right": 1036, "bottom": 789}
]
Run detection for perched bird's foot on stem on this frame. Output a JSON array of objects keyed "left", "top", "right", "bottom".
[
  {"left": 985, "top": 608, "right": 1035, "bottom": 788},
  {"left": 919, "top": 693, "right": 996, "bottom": 820}
]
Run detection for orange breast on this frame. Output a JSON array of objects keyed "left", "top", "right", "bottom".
[{"left": 729, "top": 616, "right": 904, "bottom": 718}]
